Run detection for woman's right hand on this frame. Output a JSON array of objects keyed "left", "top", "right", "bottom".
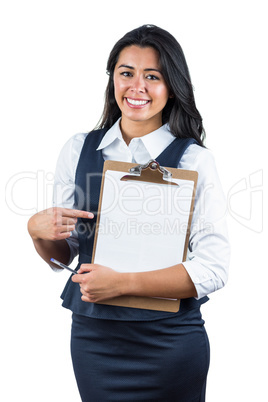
[{"left": 27, "top": 207, "right": 94, "bottom": 241}]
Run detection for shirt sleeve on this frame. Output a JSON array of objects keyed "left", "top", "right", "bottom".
[
  {"left": 52, "top": 133, "right": 87, "bottom": 265},
  {"left": 180, "top": 146, "right": 230, "bottom": 299}
]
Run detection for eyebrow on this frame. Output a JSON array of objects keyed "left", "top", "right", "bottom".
[{"left": 117, "top": 64, "right": 162, "bottom": 74}]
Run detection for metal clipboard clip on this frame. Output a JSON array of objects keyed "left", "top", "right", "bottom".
[{"left": 120, "top": 160, "right": 178, "bottom": 186}]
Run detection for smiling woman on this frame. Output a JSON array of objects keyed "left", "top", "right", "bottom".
[
  {"left": 99, "top": 24, "right": 205, "bottom": 147},
  {"left": 28, "top": 24, "right": 230, "bottom": 402},
  {"left": 113, "top": 46, "right": 171, "bottom": 144},
  {"left": 114, "top": 46, "right": 169, "bottom": 142}
]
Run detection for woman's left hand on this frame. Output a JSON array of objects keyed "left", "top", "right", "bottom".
[{"left": 71, "top": 264, "right": 126, "bottom": 303}]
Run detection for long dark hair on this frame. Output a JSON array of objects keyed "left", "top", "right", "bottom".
[{"left": 97, "top": 24, "right": 205, "bottom": 146}]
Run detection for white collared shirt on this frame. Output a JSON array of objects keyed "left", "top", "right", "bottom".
[
  {"left": 96, "top": 119, "right": 175, "bottom": 163},
  {"left": 53, "top": 119, "right": 230, "bottom": 299}
]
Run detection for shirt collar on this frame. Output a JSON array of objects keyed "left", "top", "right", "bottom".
[
  {"left": 96, "top": 119, "right": 124, "bottom": 151},
  {"left": 139, "top": 124, "right": 175, "bottom": 160},
  {"left": 96, "top": 118, "right": 175, "bottom": 159}
]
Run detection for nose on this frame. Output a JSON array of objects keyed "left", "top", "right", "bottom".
[{"left": 130, "top": 75, "right": 146, "bottom": 93}]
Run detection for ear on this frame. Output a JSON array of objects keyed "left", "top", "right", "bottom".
[{"left": 169, "top": 93, "right": 174, "bottom": 98}]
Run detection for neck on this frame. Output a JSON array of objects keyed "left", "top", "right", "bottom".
[{"left": 120, "top": 118, "right": 162, "bottom": 145}]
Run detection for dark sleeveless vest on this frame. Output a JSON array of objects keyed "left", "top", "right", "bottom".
[{"left": 61, "top": 128, "right": 209, "bottom": 320}]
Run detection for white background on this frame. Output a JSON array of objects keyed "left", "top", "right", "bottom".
[{"left": 1, "top": 1, "right": 267, "bottom": 401}]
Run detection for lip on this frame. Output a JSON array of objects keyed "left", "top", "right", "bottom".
[{"left": 124, "top": 97, "right": 151, "bottom": 109}]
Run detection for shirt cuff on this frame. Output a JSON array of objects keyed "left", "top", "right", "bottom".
[
  {"left": 49, "top": 232, "right": 79, "bottom": 272},
  {"left": 182, "top": 259, "right": 226, "bottom": 300}
]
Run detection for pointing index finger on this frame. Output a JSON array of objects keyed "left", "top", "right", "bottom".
[{"left": 62, "top": 208, "right": 94, "bottom": 219}]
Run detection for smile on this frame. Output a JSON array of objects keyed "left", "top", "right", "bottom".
[{"left": 126, "top": 98, "right": 150, "bottom": 106}]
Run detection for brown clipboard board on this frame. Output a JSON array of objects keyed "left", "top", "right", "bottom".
[{"left": 92, "top": 160, "right": 198, "bottom": 312}]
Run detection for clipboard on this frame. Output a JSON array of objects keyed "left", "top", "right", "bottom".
[{"left": 92, "top": 160, "right": 198, "bottom": 312}]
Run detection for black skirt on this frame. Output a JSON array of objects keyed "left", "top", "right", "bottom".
[{"left": 71, "top": 309, "right": 210, "bottom": 402}]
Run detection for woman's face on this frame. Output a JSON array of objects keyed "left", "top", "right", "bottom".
[{"left": 113, "top": 45, "right": 170, "bottom": 133}]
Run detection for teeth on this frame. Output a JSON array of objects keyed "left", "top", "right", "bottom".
[{"left": 127, "top": 98, "right": 149, "bottom": 106}]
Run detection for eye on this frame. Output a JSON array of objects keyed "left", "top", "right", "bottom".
[
  {"left": 120, "top": 71, "right": 133, "bottom": 77},
  {"left": 146, "top": 74, "right": 160, "bottom": 81}
]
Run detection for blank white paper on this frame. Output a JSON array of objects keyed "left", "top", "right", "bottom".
[{"left": 94, "top": 170, "right": 194, "bottom": 273}]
